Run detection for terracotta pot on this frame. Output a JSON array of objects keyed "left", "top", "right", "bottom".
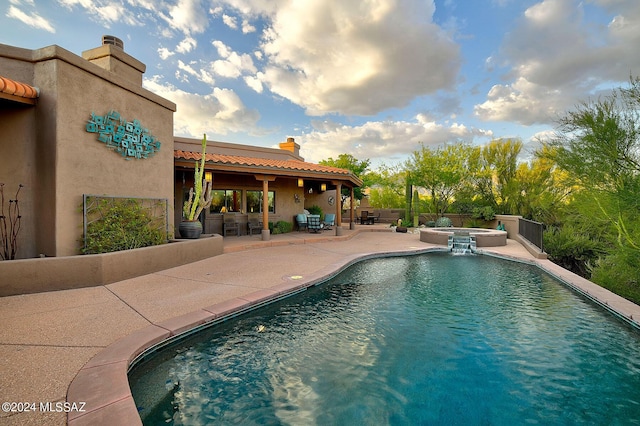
[{"left": 179, "top": 220, "right": 202, "bottom": 239}]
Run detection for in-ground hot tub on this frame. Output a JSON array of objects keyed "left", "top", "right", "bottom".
[{"left": 420, "top": 227, "right": 507, "bottom": 247}]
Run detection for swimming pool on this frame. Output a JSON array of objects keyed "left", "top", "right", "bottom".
[{"left": 129, "top": 252, "right": 640, "bottom": 425}]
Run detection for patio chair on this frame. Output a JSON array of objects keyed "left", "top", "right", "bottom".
[
  {"left": 247, "top": 214, "right": 262, "bottom": 236},
  {"left": 295, "top": 213, "right": 308, "bottom": 232},
  {"left": 223, "top": 213, "right": 240, "bottom": 237},
  {"left": 307, "top": 215, "right": 323, "bottom": 233},
  {"left": 360, "top": 210, "right": 374, "bottom": 225},
  {"left": 323, "top": 213, "right": 335, "bottom": 230}
]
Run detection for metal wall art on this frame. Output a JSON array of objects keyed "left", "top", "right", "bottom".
[{"left": 86, "top": 110, "right": 161, "bottom": 159}]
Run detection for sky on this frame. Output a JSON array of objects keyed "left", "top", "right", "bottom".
[{"left": 2, "top": 0, "right": 640, "bottom": 168}]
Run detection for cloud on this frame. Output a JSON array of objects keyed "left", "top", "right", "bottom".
[
  {"left": 211, "top": 0, "right": 281, "bottom": 17},
  {"left": 244, "top": 74, "right": 263, "bottom": 93},
  {"left": 210, "top": 40, "right": 257, "bottom": 78},
  {"left": 222, "top": 13, "right": 237, "bottom": 29},
  {"left": 57, "top": 0, "right": 141, "bottom": 26},
  {"left": 475, "top": 0, "right": 640, "bottom": 125},
  {"left": 163, "top": 0, "right": 209, "bottom": 36},
  {"left": 474, "top": 77, "right": 567, "bottom": 124},
  {"left": 177, "top": 60, "right": 215, "bottom": 85},
  {"left": 296, "top": 116, "right": 492, "bottom": 164},
  {"left": 6, "top": 5, "right": 55, "bottom": 33},
  {"left": 253, "top": 0, "right": 460, "bottom": 116},
  {"left": 176, "top": 36, "right": 197, "bottom": 54},
  {"left": 144, "top": 77, "right": 262, "bottom": 137},
  {"left": 158, "top": 47, "right": 174, "bottom": 60},
  {"left": 241, "top": 19, "right": 256, "bottom": 33}
]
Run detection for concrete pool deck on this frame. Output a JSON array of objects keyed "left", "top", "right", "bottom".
[{"left": 1, "top": 225, "right": 639, "bottom": 425}]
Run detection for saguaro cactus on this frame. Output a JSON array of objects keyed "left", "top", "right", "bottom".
[
  {"left": 404, "top": 173, "right": 412, "bottom": 225},
  {"left": 413, "top": 189, "right": 420, "bottom": 227},
  {"left": 183, "top": 134, "right": 213, "bottom": 220}
]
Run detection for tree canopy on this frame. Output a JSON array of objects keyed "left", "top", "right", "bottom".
[
  {"left": 539, "top": 77, "right": 640, "bottom": 301},
  {"left": 319, "top": 153, "right": 371, "bottom": 200}
]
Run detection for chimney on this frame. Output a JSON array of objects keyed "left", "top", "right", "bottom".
[
  {"left": 81, "top": 36, "right": 146, "bottom": 86},
  {"left": 102, "top": 35, "right": 124, "bottom": 49},
  {"left": 279, "top": 137, "right": 301, "bottom": 157}
]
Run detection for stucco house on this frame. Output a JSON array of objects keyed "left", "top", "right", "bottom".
[{"left": 0, "top": 36, "right": 361, "bottom": 261}]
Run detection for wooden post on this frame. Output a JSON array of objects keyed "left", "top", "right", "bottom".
[
  {"left": 350, "top": 186, "right": 355, "bottom": 230},
  {"left": 254, "top": 174, "right": 276, "bottom": 241},
  {"left": 335, "top": 182, "right": 343, "bottom": 236}
]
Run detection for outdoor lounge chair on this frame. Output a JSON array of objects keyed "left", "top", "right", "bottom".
[
  {"left": 247, "top": 214, "right": 262, "bottom": 236},
  {"left": 223, "top": 213, "right": 240, "bottom": 236},
  {"left": 296, "top": 213, "right": 308, "bottom": 232},
  {"left": 307, "top": 215, "right": 323, "bottom": 233},
  {"left": 323, "top": 213, "right": 335, "bottom": 230}
]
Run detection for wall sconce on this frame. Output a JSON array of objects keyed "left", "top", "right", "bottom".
[
  {"left": 297, "top": 178, "right": 304, "bottom": 187},
  {"left": 294, "top": 194, "right": 300, "bottom": 203},
  {"left": 320, "top": 183, "right": 327, "bottom": 192},
  {"left": 204, "top": 171, "right": 213, "bottom": 182}
]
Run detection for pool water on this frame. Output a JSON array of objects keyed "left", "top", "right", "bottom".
[{"left": 129, "top": 253, "right": 640, "bottom": 425}]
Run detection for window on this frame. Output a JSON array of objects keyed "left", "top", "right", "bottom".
[
  {"left": 247, "top": 190, "right": 275, "bottom": 213},
  {"left": 210, "top": 189, "right": 242, "bottom": 213}
]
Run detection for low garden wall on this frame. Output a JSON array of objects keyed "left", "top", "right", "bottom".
[{"left": 0, "top": 235, "right": 224, "bottom": 296}]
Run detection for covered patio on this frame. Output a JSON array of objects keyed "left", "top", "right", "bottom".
[{"left": 174, "top": 137, "right": 363, "bottom": 240}]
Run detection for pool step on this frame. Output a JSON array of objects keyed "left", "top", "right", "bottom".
[{"left": 448, "top": 235, "right": 476, "bottom": 254}]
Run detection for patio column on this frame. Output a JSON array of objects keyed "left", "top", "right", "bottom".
[
  {"left": 350, "top": 186, "right": 355, "bottom": 230},
  {"left": 334, "top": 182, "right": 343, "bottom": 236},
  {"left": 255, "top": 174, "right": 276, "bottom": 241}
]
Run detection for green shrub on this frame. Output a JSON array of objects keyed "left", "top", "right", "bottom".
[
  {"left": 83, "top": 198, "right": 167, "bottom": 254},
  {"left": 590, "top": 250, "right": 640, "bottom": 305},
  {"left": 543, "top": 225, "right": 604, "bottom": 278},
  {"left": 269, "top": 221, "right": 292, "bottom": 235},
  {"left": 275, "top": 220, "right": 292, "bottom": 234},
  {"left": 435, "top": 217, "right": 453, "bottom": 227},
  {"left": 307, "top": 205, "right": 323, "bottom": 218},
  {"left": 471, "top": 206, "right": 496, "bottom": 221}
]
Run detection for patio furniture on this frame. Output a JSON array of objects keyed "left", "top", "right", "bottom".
[
  {"left": 223, "top": 213, "right": 240, "bottom": 236},
  {"left": 247, "top": 214, "right": 262, "bottom": 236},
  {"left": 295, "top": 213, "right": 308, "bottom": 232},
  {"left": 323, "top": 213, "right": 335, "bottom": 230},
  {"left": 307, "top": 215, "right": 323, "bottom": 233},
  {"left": 360, "top": 211, "right": 374, "bottom": 225}
]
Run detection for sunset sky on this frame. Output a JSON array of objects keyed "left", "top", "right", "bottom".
[{"left": 3, "top": 0, "right": 639, "bottom": 166}]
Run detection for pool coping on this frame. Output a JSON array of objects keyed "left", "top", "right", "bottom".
[{"left": 66, "top": 242, "right": 640, "bottom": 425}]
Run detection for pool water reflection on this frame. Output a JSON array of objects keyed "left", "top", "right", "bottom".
[{"left": 129, "top": 253, "right": 640, "bottom": 425}]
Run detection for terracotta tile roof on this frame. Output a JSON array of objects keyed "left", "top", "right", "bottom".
[
  {"left": 0, "top": 76, "right": 39, "bottom": 99},
  {"left": 175, "top": 150, "right": 352, "bottom": 175}
]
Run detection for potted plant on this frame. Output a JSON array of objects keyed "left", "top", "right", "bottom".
[{"left": 179, "top": 134, "right": 212, "bottom": 238}]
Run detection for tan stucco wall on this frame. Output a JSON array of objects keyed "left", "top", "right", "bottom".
[
  {"left": 0, "top": 108, "right": 38, "bottom": 258},
  {"left": 52, "top": 59, "right": 175, "bottom": 256},
  {"left": 1, "top": 43, "right": 176, "bottom": 257},
  {"left": 0, "top": 46, "right": 44, "bottom": 258},
  {"left": 175, "top": 137, "right": 304, "bottom": 161},
  {"left": 0, "top": 235, "right": 223, "bottom": 296}
]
